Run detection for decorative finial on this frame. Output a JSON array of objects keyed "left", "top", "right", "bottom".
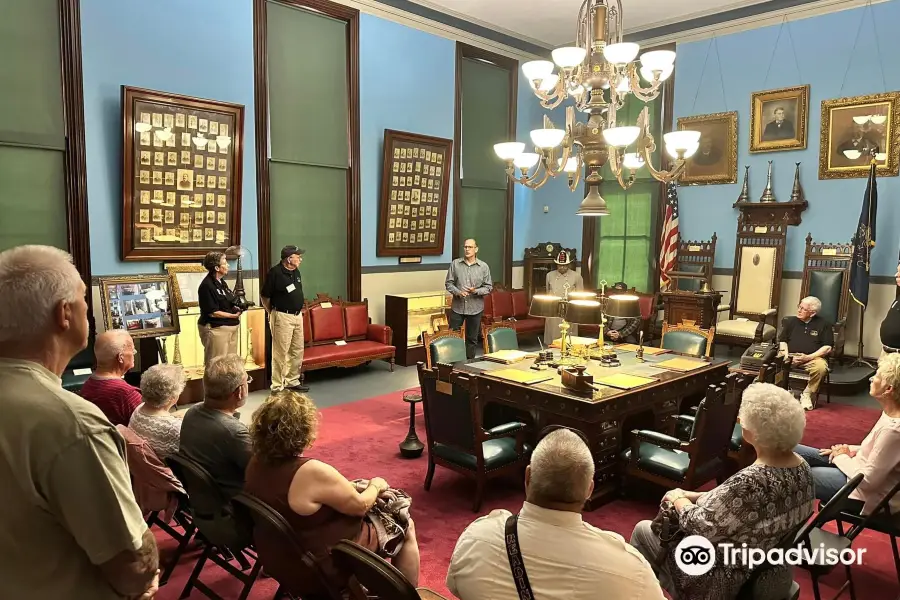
[
  {"left": 172, "top": 335, "right": 182, "bottom": 365},
  {"left": 759, "top": 160, "right": 776, "bottom": 203},
  {"left": 790, "top": 162, "right": 804, "bottom": 203},
  {"left": 737, "top": 165, "right": 750, "bottom": 203}
]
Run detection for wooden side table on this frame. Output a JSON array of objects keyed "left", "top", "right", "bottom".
[{"left": 399, "top": 390, "right": 424, "bottom": 458}]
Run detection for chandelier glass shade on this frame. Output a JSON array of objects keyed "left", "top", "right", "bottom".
[{"left": 493, "top": 0, "right": 701, "bottom": 215}]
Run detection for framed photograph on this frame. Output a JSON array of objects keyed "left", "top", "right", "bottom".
[
  {"left": 677, "top": 111, "right": 738, "bottom": 185},
  {"left": 99, "top": 274, "right": 180, "bottom": 338},
  {"left": 164, "top": 263, "right": 207, "bottom": 309},
  {"left": 750, "top": 85, "right": 809, "bottom": 153},
  {"left": 376, "top": 129, "right": 453, "bottom": 257},
  {"left": 122, "top": 86, "right": 244, "bottom": 261},
  {"left": 818, "top": 92, "right": 900, "bottom": 180}
]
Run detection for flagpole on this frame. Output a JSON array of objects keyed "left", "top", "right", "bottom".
[{"left": 850, "top": 155, "right": 878, "bottom": 370}]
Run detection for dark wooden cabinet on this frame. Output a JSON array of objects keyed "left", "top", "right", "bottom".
[{"left": 660, "top": 291, "right": 722, "bottom": 330}]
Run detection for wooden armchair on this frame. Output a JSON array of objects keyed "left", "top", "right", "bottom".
[
  {"left": 800, "top": 234, "right": 852, "bottom": 362},
  {"left": 481, "top": 321, "right": 519, "bottom": 354},
  {"left": 417, "top": 363, "right": 531, "bottom": 512},
  {"left": 716, "top": 223, "right": 788, "bottom": 350},
  {"left": 671, "top": 234, "right": 718, "bottom": 292},
  {"left": 624, "top": 372, "right": 750, "bottom": 492},
  {"left": 423, "top": 326, "right": 466, "bottom": 369},
  {"left": 660, "top": 319, "right": 715, "bottom": 357}
]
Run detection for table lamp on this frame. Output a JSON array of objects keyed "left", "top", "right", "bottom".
[{"left": 561, "top": 299, "right": 603, "bottom": 364}]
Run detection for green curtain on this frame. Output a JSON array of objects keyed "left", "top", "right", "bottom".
[
  {"left": 458, "top": 57, "right": 511, "bottom": 283},
  {"left": 267, "top": 1, "right": 349, "bottom": 299},
  {"left": 0, "top": 0, "right": 67, "bottom": 252}
]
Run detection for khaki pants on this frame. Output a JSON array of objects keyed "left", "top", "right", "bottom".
[
  {"left": 198, "top": 324, "right": 239, "bottom": 367},
  {"left": 803, "top": 357, "right": 829, "bottom": 393},
  {"left": 270, "top": 310, "right": 304, "bottom": 391}
]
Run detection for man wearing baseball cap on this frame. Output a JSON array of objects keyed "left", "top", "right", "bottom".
[
  {"left": 544, "top": 250, "right": 584, "bottom": 344},
  {"left": 261, "top": 245, "right": 308, "bottom": 392}
]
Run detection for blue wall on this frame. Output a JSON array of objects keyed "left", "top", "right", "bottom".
[
  {"left": 359, "top": 15, "right": 456, "bottom": 267},
  {"left": 674, "top": 0, "right": 900, "bottom": 276},
  {"left": 81, "top": 0, "right": 257, "bottom": 276}
]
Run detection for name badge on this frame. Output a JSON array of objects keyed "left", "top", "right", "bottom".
[
  {"left": 810, "top": 331, "right": 818, "bottom": 336},
  {"left": 286, "top": 283, "right": 296, "bottom": 293}
]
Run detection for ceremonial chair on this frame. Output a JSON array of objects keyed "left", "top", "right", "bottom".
[
  {"left": 673, "top": 234, "right": 718, "bottom": 292},
  {"left": 333, "top": 541, "right": 450, "bottom": 600},
  {"left": 716, "top": 223, "right": 788, "bottom": 350},
  {"left": 423, "top": 327, "right": 466, "bottom": 369},
  {"left": 660, "top": 319, "right": 715, "bottom": 357},
  {"left": 623, "top": 373, "right": 750, "bottom": 492},
  {"left": 799, "top": 234, "right": 853, "bottom": 363},
  {"left": 417, "top": 363, "right": 531, "bottom": 512},
  {"left": 482, "top": 321, "right": 519, "bottom": 353}
]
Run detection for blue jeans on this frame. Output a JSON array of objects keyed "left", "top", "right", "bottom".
[
  {"left": 449, "top": 310, "right": 482, "bottom": 359},
  {"left": 794, "top": 444, "right": 863, "bottom": 512}
]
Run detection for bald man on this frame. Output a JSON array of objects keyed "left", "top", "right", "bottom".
[{"left": 79, "top": 330, "right": 142, "bottom": 425}]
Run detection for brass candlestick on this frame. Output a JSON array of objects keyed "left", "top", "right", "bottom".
[{"left": 636, "top": 330, "right": 645, "bottom": 362}]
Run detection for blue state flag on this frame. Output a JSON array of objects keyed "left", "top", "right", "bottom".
[{"left": 849, "top": 162, "right": 878, "bottom": 308}]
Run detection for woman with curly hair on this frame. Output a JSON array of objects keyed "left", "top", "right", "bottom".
[{"left": 245, "top": 390, "right": 420, "bottom": 588}]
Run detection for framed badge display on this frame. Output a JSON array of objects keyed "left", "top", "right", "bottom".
[{"left": 122, "top": 86, "right": 244, "bottom": 260}]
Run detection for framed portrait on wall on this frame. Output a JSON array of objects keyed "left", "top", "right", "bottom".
[
  {"left": 165, "top": 263, "right": 207, "bottom": 309},
  {"left": 99, "top": 274, "right": 181, "bottom": 339},
  {"left": 818, "top": 91, "right": 900, "bottom": 180},
  {"left": 122, "top": 86, "right": 245, "bottom": 261},
  {"left": 750, "top": 85, "right": 809, "bottom": 153},
  {"left": 677, "top": 111, "right": 738, "bottom": 185}
]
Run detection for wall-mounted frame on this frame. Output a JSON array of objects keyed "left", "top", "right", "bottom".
[
  {"left": 819, "top": 91, "right": 900, "bottom": 180},
  {"left": 750, "top": 84, "right": 810, "bottom": 153},
  {"left": 376, "top": 129, "right": 453, "bottom": 257},
  {"left": 122, "top": 86, "right": 245, "bottom": 261},
  {"left": 677, "top": 111, "right": 738, "bottom": 185},
  {"left": 99, "top": 274, "right": 181, "bottom": 339},
  {"left": 165, "top": 263, "right": 207, "bottom": 309}
]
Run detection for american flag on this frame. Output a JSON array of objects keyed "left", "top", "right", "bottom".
[{"left": 658, "top": 182, "right": 679, "bottom": 289}]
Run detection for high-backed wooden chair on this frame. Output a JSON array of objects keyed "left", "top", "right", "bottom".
[
  {"left": 716, "top": 223, "right": 788, "bottom": 350},
  {"left": 423, "top": 326, "right": 466, "bottom": 369},
  {"left": 481, "top": 321, "right": 518, "bottom": 354},
  {"left": 660, "top": 319, "right": 715, "bottom": 357},
  {"left": 417, "top": 363, "right": 531, "bottom": 512},
  {"left": 799, "top": 234, "right": 852, "bottom": 362},
  {"left": 672, "top": 234, "right": 717, "bottom": 292}
]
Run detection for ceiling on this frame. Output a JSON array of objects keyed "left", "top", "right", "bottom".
[{"left": 408, "top": 0, "right": 774, "bottom": 47}]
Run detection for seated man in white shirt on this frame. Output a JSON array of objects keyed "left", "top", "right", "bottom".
[{"left": 446, "top": 428, "right": 664, "bottom": 600}]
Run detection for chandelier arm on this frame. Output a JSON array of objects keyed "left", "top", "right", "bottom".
[
  {"left": 626, "top": 63, "right": 664, "bottom": 103},
  {"left": 568, "top": 160, "right": 583, "bottom": 192},
  {"left": 636, "top": 141, "right": 686, "bottom": 184},
  {"left": 543, "top": 143, "right": 572, "bottom": 178}
]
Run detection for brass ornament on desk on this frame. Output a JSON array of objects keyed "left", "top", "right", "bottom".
[
  {"left": 759, "top": 160, "right": 776, "bottom": 203},
  {"left": 736, "top": 165, "right": 750, "bottom": 203},
  {"left": 173, "top": 335, "right": 182, "bottom": 365},
  {"left": 790, "top": 162, "right": 805, "bottom": 202},
  {"left": 245, "top": 326, "right": 255, "bottom": 367}
]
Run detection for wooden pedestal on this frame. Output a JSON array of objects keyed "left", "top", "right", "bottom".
[{"left": 661, "top": 291, "right": 722, "bottom": 330}]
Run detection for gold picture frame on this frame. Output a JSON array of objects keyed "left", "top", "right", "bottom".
[
  {"left": 677, "top": 111, "right": 738, "bottom": 185},
  {"left": 750, "top": 85, "right": 809, "bottom": 153},
  {"left": 165, "top": 263, "right": 207, "bottom": 309},
  {"left": 99, "top": 274, "right": 181, "bottom": 339},
  {"left": 819, "top": 91, "right": 900, "bottom": 180}
]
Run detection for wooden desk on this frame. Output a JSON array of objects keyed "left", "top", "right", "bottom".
[
  {"left": 458, "top": 351, "right": 730, "bottom": 510},
  {"left": 660, "top": 290, "right": 722, "bottom": 330}
]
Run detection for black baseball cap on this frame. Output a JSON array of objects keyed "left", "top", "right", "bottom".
[{"left": 281, "top": 245, "right": 305, "bottom": 259}]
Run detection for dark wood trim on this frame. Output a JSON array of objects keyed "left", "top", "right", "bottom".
[
  {"left": 453, "top": 43, "right": 517, "bottom": 284},
  {"left": 254, "top": 0, "right": 361, "bottom": 301},
  {"left": 59, "top": 0, "right": 92, "bottom": 318}
]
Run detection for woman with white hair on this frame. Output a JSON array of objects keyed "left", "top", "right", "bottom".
[
  {"left": 794, "top": 352, "right": 900, "bottom": 515},
  {"left": 128, "top": 363, "right": 187, "bottom": 460},
  {"left": 631, "top": 383, "right": 814, "bottom": 600}
]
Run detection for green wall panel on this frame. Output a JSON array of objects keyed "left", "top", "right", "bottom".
[
  {"left": 460, "top": 58, "right": 510, "bottom": 188},
  {"left": 459, "top": 186, "right": 505, "bottom": 284},
  {"left": 0, "top": 147, "right": 67, "bottom": 252}
]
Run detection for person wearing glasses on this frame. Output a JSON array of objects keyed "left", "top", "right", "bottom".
[
  {"left": 778, "top": 296, "right": 832, "bottom": 411},
  {"left": 445, "top": 238, "right": 493, "bottom": 359},
  {"left": 179, "top": 354, "right": 252, "bottom": 498}
]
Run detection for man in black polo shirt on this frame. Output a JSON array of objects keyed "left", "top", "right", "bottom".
[
  {"left": 779, "top": 295, "right": 834, "bottom": 410},
  {"left": 261, "top": 245, "right": 307, "bottom": 392},
  {"left": 880, "top": 261, "right": 900, "bottom": 356}
]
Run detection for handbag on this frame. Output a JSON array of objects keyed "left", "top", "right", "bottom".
[
  {"left": 504, "top": 514, "right": 536, "bottom": 600},
  {"left": 649, "top": 499, "right": 685, "bottom": 569}
]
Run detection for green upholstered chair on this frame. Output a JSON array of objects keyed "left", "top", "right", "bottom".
[
  {"left": 482, "top": 322, "right": 518, "bottom": 354},
  {"left": 623, "top": 372, "right": 750, "bottom": 492},
  {"left": 660, "top": 320, "right": 714, "bottom": 357},
  {"left": 417, "top": 363, "right": 532, "bottom": 512},
  {"left": 62, "top": 338, "right": 95, "bottom": 393},
  {"left": 424, "top": 327, "right": 466, "bottom": 368},
  {"left": 675, "top": 263, "right": 706, "bottom": 292},
  {"left": 798, "top": 234, "right": 852, "bottom": 362}
]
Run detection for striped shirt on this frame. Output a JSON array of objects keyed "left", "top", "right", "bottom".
[
  {"left": 445, "top": 258, "right": 493, "bottom": 315},
  {"left": 79, "top": 376, "right": 142, "bottom": 426}
]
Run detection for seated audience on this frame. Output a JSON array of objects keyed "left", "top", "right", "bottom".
[
  {"left": 447, "top": 429, "right": 663, "bottom": 599},
  {"left": 605, "top": 281, "right": 641, "bottom": 343},
  {"left": 779, "top": 296, "right": 833, "bottom": 410},
  {"left": 631, "top": 383, "right": 814, "bottom": 600},
  {"left": 79, "top": 329, "right": 142, "bottom": 425},
  {"left": 0, "top": 245, "right": 158, "bottom": 599},
  {"left": 179, "top": 354, "right": 250, "bottom": 498},
  {"left": 129, "top": 363, "right": 187, "bottom": 460},
  {"left": 245, "top": 390, "right": 420, "bottom": 588},
  {"left": 795, "top": 352, "right": 900, "bottom": 515}
]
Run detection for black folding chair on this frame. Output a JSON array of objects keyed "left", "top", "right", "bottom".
[
  {"left": 146, "top": 492, "right": 196, "bottom": 585},
  {"left": 836, "top": 477, "right": 900, "bottom": 588},
  {"left": 332, "top": 540, "right": 448, "bottom": 600},
  {"left": 166, "top": 454, "right": 261, "bottom": 600},
  {"left": 736, "top": 513, "right": 812, "bottom": 600}
]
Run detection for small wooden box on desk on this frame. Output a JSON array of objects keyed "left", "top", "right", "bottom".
[{"left": 385, "top": 291, "right": 451, "bottom": 367}]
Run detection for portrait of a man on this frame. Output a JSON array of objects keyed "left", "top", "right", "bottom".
[
  {"left": 820, "top": 92, "right": 899, "bottom": 179},
  {"left": 750, "top": 85, "right": 809, "bottom": 152},
  {"left": 678, "top": 111, "right": 737, "bottom": 185},
  {"left": 762, "top": 106, "right": 796, "bottom": 141}
]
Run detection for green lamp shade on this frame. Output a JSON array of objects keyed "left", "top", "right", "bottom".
[
  {"left": 565, "top": 299, "right": 603, "bottom": 325},
  {"left": 529, "top": 294, "right": 562, "bottom": 318},
  {"left": 605, "top": 294, "right": 641, "bottom": 318}
]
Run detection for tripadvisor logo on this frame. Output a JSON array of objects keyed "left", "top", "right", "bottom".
[{"left": 674, "top": 536, "right": 716, "bottom": 576}]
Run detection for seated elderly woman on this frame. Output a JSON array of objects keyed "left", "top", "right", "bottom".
[
  {"left": 128, "top": 363, "right": 187, "bottom": 460},
  {"left": 630, "top": 383, "right": 814, "bottom": 600},
  {"left": 245, "top": 390, "right": 420, "bottom": 590},
  {"left": 794, "top": 352, "right": 900, "bottom": 515}
]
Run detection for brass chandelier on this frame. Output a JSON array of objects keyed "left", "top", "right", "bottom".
[{"left": 493, "top": 0, "right": 701, "bottom": 216}]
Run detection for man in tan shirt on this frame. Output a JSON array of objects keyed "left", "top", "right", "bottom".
[{"left": 0, "top": 245, "right": 159, "bottom": 599}]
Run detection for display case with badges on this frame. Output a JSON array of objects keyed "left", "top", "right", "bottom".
[{"left": 385, "top": 291, "right": 452, "bottom": 366}]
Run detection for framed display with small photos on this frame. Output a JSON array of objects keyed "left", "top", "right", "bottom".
[
  {"left": 99, "top": 274, "right": 181, "bottom": 339},
  {"left": 122, "top": 86, "right": 244, "bottom": 261},
  {"left": 376, "top": 129, "right": 453, "bottom": 257}
]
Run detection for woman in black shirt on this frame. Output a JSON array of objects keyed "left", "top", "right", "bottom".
[{"left": 197, "top": 251, "right": 241, "bottom": 366}]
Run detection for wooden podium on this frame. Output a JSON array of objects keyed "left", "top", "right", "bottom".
[{"left": 661, "top": 290, "right": 722, "bottom": 330}]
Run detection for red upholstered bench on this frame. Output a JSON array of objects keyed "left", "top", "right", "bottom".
[
  {"left": 300, "top": 295, "right": 395, "bottom": 381},
  {"left": 482, "top": 285, "right": 544, "bottom": 338}
]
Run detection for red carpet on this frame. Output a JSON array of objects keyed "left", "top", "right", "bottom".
[{"left": 153, "top": 393, "right": 898, "bottom": 599}]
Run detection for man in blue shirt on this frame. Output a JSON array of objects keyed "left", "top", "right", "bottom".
[{"left": 445, "top": 239, "right": 493, "bottom": 359}]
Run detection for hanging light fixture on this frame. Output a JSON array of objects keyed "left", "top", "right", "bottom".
[{"left": 493, "top": 0, "right": 700, "bottom": 216}]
